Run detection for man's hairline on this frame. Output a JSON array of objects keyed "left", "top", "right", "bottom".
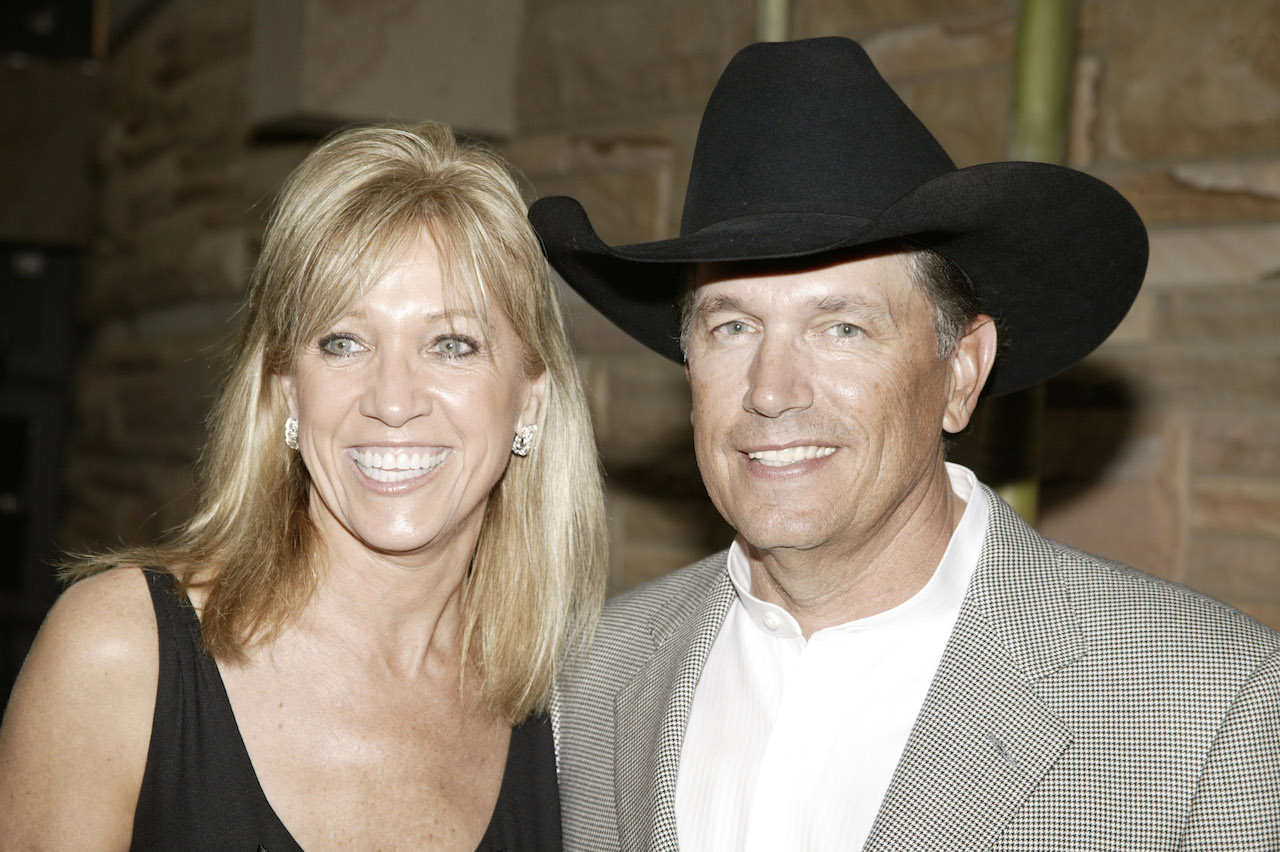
[{"left": 676, "top": 246, "right": 973, "bottom": 361}]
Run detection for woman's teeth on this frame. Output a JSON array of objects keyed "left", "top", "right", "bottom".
[{"left": 350, "top": 448, "right": 450, "bottom": 482}]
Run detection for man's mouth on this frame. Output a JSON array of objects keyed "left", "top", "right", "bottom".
[
  {"left": 746, "top": 446, "right": 837, "bottom": 467},
  {"left": 349, "top": 447, "right": 451, "bottom": 483}
]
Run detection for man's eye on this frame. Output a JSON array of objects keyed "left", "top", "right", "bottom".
[
  {"left": 432, "top": 336, "right": 477, "bottom": 358},
  {"left": 828, "top": 323, "right": 862, "bottom": 338},
  {"left": 319, "top": 334, "right": 363, "bottom": 356},
  {"left": 717, "top": 320, "right": 749, "bottom": 335}
]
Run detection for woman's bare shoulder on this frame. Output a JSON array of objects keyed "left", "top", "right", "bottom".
[{"left": 0, "top": 565, "right": 159, "bottom": 849}]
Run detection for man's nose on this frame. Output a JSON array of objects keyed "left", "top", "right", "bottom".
[
  {"left": 359, "top": 351, "right": 432, "bottom": 427},
  {"left": 744, "top": 333, "right": 813, "bottom": 418}
]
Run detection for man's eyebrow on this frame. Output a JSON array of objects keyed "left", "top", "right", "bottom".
[
  {"left": 692, "top": 292, "right": 895, "bottom": 324},
  {"left": 691, "top": 293, "right": 749, "bottom": 320},
  {"left": 813, "top": 294, "right": 895, "bottom": 324}
]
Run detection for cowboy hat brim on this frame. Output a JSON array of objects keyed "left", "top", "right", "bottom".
[{"left": 531, "top": 159, "right": 1148, "bottom": 397}]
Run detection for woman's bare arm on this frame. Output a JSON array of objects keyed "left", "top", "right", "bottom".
[{"left": 0, "top": 567, "right": 157, "bottom": 850}]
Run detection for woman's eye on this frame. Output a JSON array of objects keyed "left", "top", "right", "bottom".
[
  {"left": 319, "top": 334, "right": 364, "bottom": 356},
  {"left": 432, "top": 336, "right": 477, "bottom": 358}
]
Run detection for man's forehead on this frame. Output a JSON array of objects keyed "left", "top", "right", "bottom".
[{"left": 690, "top": 250, "right": 916, "bottom": 308}]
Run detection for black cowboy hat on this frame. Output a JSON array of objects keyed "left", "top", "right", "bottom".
[{"left": 529, "top": 36, "right": 1148, "bottom": 397}]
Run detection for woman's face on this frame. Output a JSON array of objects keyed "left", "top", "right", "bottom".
[{"left": 280, "top": 233, "right": 544, "bottom": 565}]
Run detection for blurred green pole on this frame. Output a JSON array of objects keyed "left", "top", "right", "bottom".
[
  {"left": 757, "top": 0, "right": 789, "bottom": 42},
  {"left": 984, "top": 0, "right": 1077, "bottom": 523}
]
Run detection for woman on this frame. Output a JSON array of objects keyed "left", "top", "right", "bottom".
[{"left": 0, "top": 122, "right": 607, "bottom": 850}]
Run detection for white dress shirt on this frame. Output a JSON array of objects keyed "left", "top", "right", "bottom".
[{"left": 675, "top": 463, "right": 989, "bottom": 851}]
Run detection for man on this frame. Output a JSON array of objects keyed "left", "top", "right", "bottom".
[{"left": 531, "top": 38, "right": 1280, "bottom": 850}]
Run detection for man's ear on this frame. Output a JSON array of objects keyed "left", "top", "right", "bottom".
[{"left": 942, "top": 314, "right": 997, "bottom": 434}]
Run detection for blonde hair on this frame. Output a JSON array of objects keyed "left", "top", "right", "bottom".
[{"left": 65, "top": 122, "right": 607, "bottom": 723}]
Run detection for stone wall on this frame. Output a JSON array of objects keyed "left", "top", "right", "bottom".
[
  {"left": 55, "top": 0, "right": 1280, "bottom": 628},
  {"left": 59, "top": 0, "right": 313, "bottom": 550}
]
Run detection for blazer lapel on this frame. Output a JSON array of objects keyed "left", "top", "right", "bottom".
[
  {"left": 864, "top": 490, "right": 1085, "bottom": 851},
  {"left": 613, "top": 570, "right": 736, "bottom": 852}
]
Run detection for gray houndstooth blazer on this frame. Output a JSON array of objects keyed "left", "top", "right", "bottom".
[{"left": 553, "top": 486, "right": 1280, "bottom": 851}]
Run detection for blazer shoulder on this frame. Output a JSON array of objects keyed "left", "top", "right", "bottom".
[{"left": 1051, "top": 539, "right": 1280, "bottom": 661}]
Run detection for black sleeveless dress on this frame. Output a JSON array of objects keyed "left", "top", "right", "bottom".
[{"left": 130, "top": 570, "right": 562, "bottom": 851}]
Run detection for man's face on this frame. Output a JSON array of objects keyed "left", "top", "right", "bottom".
[{"left": 684, "top": 250, "right": 981, "bottom": 563}]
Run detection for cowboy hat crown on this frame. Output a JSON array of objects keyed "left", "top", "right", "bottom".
[{"left": 530, "top": 36, "right": 1148, "bottom": 396}]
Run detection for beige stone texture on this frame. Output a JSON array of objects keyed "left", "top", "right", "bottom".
[
  {"left": 1191, "top": 415, "right": 1280, "bottom": 478},
  {"left": 861, "top": 14, "right": 1016, "bottom": 79},
  {"left": 893, "top": 68, "right": 1011, "bottom": 166},
  {"left": 1082, "top": 345, "right": 1280, "bottom": 413},
  {"left": 518, "top": 135, "right": 677, "bottom": 246},
  {"left": 1154, "top": 282, "right": 1280, "bottom": 344},
  {"left": 1144, "top": 223, "right": 1280, "bottom": 288},
  {"left": 1102, "top": 0, "right": 1280, "bottom": 161},
  {"left": 1066, "top": 54, "right": 1101, "bottom": 168},
  {"left": 585, "top": 352, "right": 692, "bottom": 461},
  {"left": 1104, "top": 167, "right": 1280, "bottom": 227},
  {"left": 792, "top": 0, "right": 1012, "bottom": 38},
  {"left": 516, "top": 0, "right": 752, "bottom": 133},
  {"left": 610, "top": 489, "right": 733, "bottom": 592},
  {"left": 1038, "top": 410, "right": 1186, "bottom": 582},
  {"left": 1192, "top": 476, "right": 1280, "bottom": 539},
  {"left": 1187, "top": 534, "right": 1280, "bottom": 606},
  {"left": 251, "top": 0, "right": 522, "bottom": 136}
]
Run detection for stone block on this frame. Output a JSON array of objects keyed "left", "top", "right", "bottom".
[
  {"left": 1080, "top": 345, "right": 1280, "bottom": 412},
  {"left": 1104, "top": 166, "right": 1280, "bottom": 228},
  {"left": 1067, "top": 54, "right": 1101, "bottom": 168},
  {"left": 1039, "top": 474, "right": 1184, "bottom": 584},
  {"left": 527, "top": 138, "right": 676, "bottom": 245},
  {"left": 1192, "top": 476, "right": 1280, "bottom": 538},
  {"left": 251, "top": 0, "right": 523, "bottom": 137},
  {"left": 1192, "top": 415, "right": 1280, "bottom": 478},
  {"left": 589, "top": 351, "right": 693, "bottom": 461},
  {"left": 1144, "top": 223, "right": 1280, "bottom": 288},
  {"left": 515, "top": 113, "right": 704, "bottom": 242},
  {"left": 862, "top": 14, "right": 1015, "bottom": 79},
  {"left": 516, "top": 0, "right": 751, "bottom": 133},
  {"left": 1102, "top": 0, "right": 1280, "bottom": 160},
  {"left": 893, "top": 67, "right": 1011, "bottom": 167},
  {"left": 0, "top": 62, "right": 103, "bottom": 244},
  {"left": 609, "top": 487, "right": 734, "bottom": 591},
  {"left": 1037, "top": 409, "right": 1185, "bottom": 582},
  {"left": 59, "top": 455, "right": 198, "bottom": 551},
  {"left": 792, "top": 0, "right": 1010, "bottom": 38},
  {"left": 146, "top": 0, "right": 251, "bottom": 86},
  {"left": 98, "top": 154, "right": 180, "bottom": 239},
  {"left": 1186, "top": 533, "right": 1280, "bottom": 605},
  {"left": 1154, "top": 282, "right": 1280, "bottom": 344},
  {"left": 188, "top": 228, "right": 254, "bottom": 298},
  {"left": 164, "top": 59, "right": 251, "bottom": 153}
]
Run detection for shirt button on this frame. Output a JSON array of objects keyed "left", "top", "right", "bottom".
[{"left": 762, "top": 612, "right": 780, "bottom": 631}]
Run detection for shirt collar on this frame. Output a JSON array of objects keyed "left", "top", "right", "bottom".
[{"left": 725, "top": 463, "right": 989, "bottom": 639}]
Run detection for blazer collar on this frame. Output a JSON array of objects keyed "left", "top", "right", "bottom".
[
  {"left": 864, "top": 486, "right": 1085, "bottom": 850},
  {"left": 614, "top": 561, "right": 735, "bottom": 852}
]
